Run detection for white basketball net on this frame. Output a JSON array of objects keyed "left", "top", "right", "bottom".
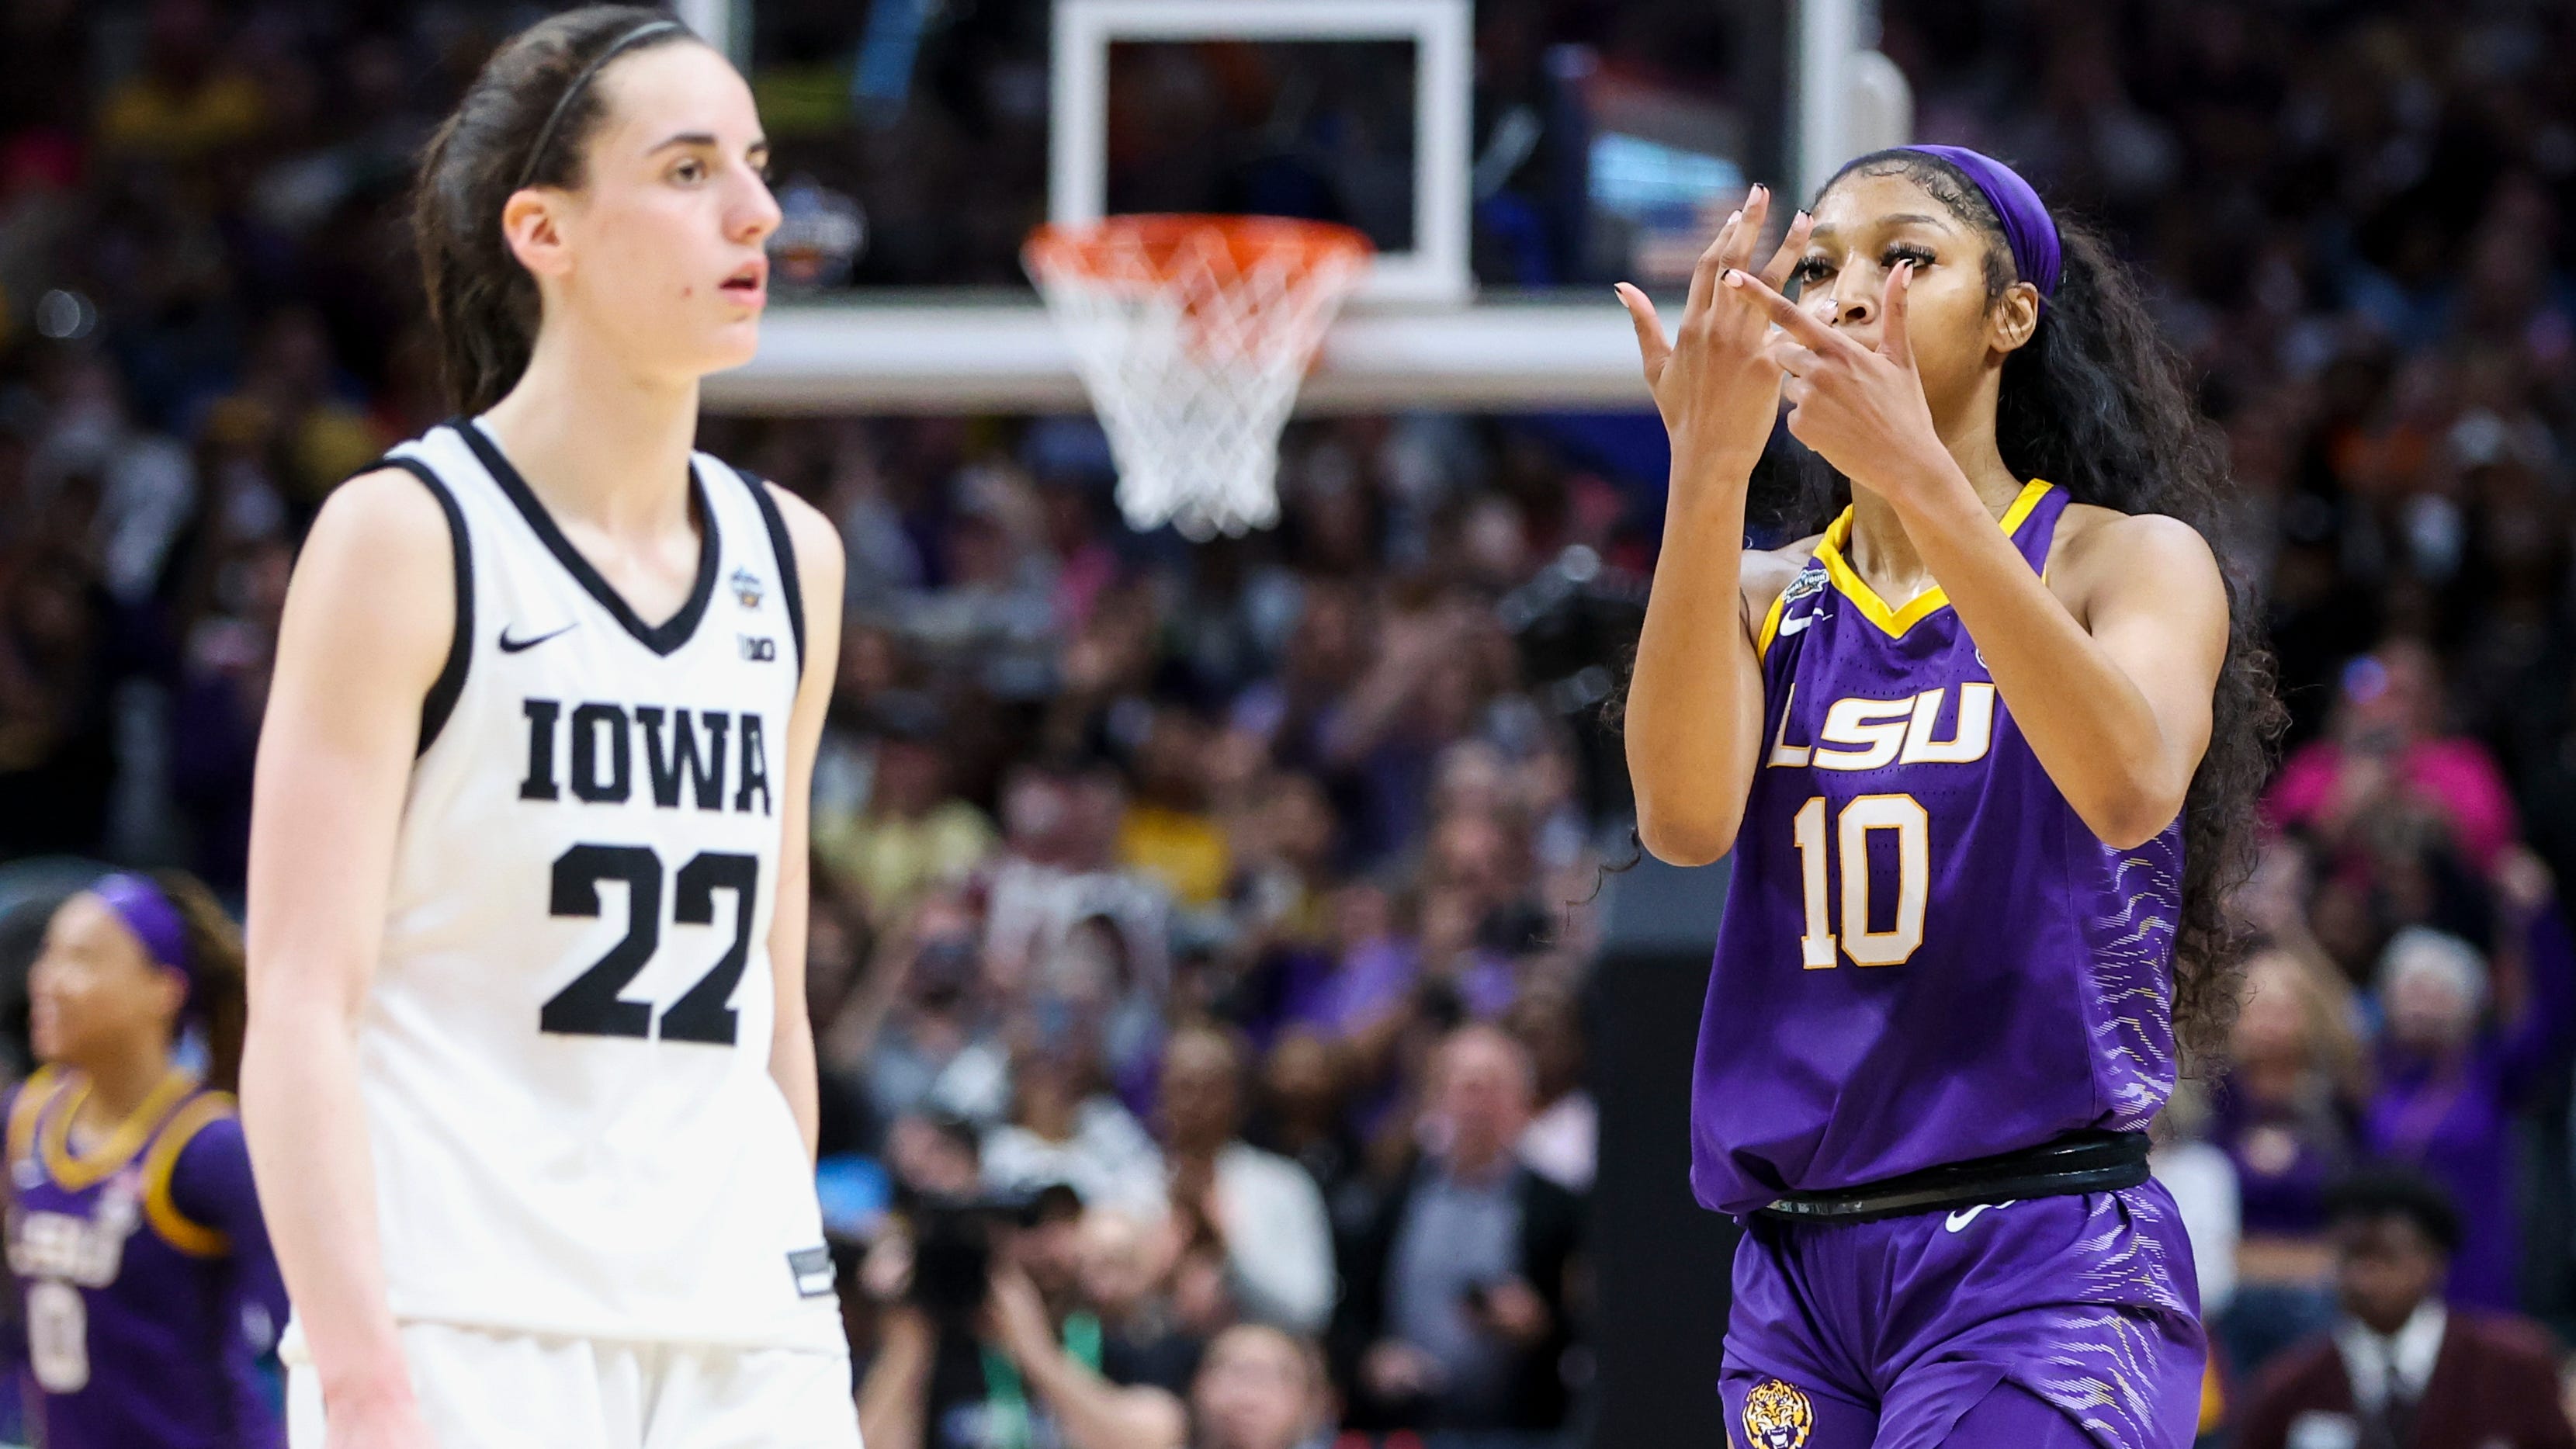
[{"left": 1027, "top": 219, "right": 1371, "bottom": 540}]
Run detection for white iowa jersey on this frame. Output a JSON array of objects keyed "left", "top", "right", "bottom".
[{"left": 341, "top": 419, "right": 837, "bottom": 1350}]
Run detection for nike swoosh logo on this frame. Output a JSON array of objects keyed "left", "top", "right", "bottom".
[
  {"left": 1777, "top": 611, "right": 1828, "bottom": 636},
  {"left": 1944, "top": 1201, "right": 2018, "bottom": 1232},
  {"left": 498, "top": 622, "right": 578, "bottom": 653}
]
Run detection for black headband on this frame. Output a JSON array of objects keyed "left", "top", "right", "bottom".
[{"left": 514, "top": 19, "right": 687, "bottom": 192}]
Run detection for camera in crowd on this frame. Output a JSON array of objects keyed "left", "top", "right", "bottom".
[{"left": 906, "top": 1181, "right": 1083, "bottom": 1329}]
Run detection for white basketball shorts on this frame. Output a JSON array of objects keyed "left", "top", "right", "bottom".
[{"left": 285, "top": 1321, "right": 863, "bottom": 1449}]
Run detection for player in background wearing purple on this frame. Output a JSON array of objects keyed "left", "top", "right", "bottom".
[
  {"left": 1617, "top": 148, "right": 2280, "bottom": 1448},
  {"left": 6, "top": 872, "right": 286, "bottom": 1448}
]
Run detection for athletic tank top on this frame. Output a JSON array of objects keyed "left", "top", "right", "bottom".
[
  {"left": 318, "top": 418, "right": 838, "bottom": 1348},
  {"left": 5, "top": 1068, "right": 279, "bottom": 1448},
  {"left": 1688, "top": 480, "right": 2184, "bottom": 1215}
]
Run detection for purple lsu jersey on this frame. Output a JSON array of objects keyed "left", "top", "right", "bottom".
[
  {"left": 4, "top": 1068, "right": 284, "bottom": 1449},
  {"left": 1690, "top": 480, "right": 2184, "bottom": 1216}
]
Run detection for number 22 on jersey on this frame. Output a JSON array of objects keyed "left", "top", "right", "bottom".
[{"left": 545, "top": 844, "right": 758, "bottom": 1044}]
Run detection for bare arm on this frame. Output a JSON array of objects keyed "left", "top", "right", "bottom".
[
  {"left": 1737, "top": 264, "right": 2226, "bottom": 848},
  {"left": 1616, "top": 187, "right": 1816, "bottom": 865},
  {"left": 1925, "top": 504, "right": 2224, "bottom": 847},
  {"left": 241, "top": 470, "right": 452, "bottom": 1435},
  {"left": 765, "top": 486, "right": 848, "bottom": 1164},
  {"left": 856, "top": 1307, "right": 934, "bottom": 1449},
  {"left": 990, "top": 1269, "right": 1187, "bottom": 1449}
]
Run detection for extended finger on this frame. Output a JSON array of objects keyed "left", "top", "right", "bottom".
[
  {"left": 1723, "top": 265, "right": 1845, "bottom": 352},
  {"left": 1757, "top": 208, "right": 1816, "bottom": 293},
  {"left": 1880, "top": 261, "right": 1915, "bottom": 368},
  {"left": 1721, "top": 184, "right": 1773, "bottom": 273},
  {"left": 1615, "top": 283, "right": 1672, "bottom": 380},
  {"left": 1687, "top": 202, "right": 1752, "bottom": 317}
]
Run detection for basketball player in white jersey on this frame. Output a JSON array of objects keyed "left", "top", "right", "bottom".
[{"left": 237, "top": 10, "right": 859, "bottom": 1447}]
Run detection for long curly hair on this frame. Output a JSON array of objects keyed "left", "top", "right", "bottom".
[{"left": 1756, "top": 148, "right": 2287, "bottom": 1069}]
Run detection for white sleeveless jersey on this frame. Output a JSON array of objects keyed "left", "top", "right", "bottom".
[{"left": 338, "top": 419, "right": 838, "bottom": 1350}]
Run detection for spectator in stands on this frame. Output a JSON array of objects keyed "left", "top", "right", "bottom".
[
  {"left": 2232, "top": 1170, "right": 2574, "bottom": 1449},
  {"left": 93, "top": 0, "right": 267, "bottom": 164},
  {"left": 1187, "top": 1324, "right": 1334, "bottom": 1449},
  {"left": 1118, "top": 705, "right": 1232, "bottom": 910},
  {"left": 983, "top": 1039, "right": 1167, "bottom": 1224},
  {"left": 1246, "top": 1028, "right": 1368, "bottom": 1243},
  {"left": 983, "top": 756, "right": 1170, "bottom": 1007},
  {"left": 1078, "top": 1208, "right": 1202, "bottom": 1397},
  {"left": 2361, "top": 878, "right": 2576, "bottom": 1311},
  {"left": 1156, "top": 1023, "right": 1334, "bottom": 1336},
  {"left": 864, "top": 891, "right": 1011, "bottom": 1127},
  {"left": 862, "top": 1182, "right": 1191, "bottom": 1449},
  {"left": 893, "top": 1312, "right": 1336, "bottom": 1449},
  {"left": 813, "top": 691, "right": 997, "bottom": 931},
  {"left": 2266, "top": 644, "right": 2522, "bottom": 881},
  {"left": 884, "top": 1112, "right": 985, "bottom": 1203},
  {"left": 1508, "top": 987, "right": 1595, "bottom": 1194},
  {"left": 1335, "top": 1023, "right": 1582, "bottom": 1437},
  {"left": 2207, "top": 947, "right": 2365, "bottom": 1372}
]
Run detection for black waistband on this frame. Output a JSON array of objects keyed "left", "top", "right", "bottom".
[{"left": 1754, "top": 1131, "right": 2151, "bottom": 1225}]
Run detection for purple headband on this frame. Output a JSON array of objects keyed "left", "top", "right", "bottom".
[
  {"left": 88, "top": 873, "right": 193, "bottom": 1004},
  {"left": 1901, "top": 145, "right": 2061, "bottom": 301}
]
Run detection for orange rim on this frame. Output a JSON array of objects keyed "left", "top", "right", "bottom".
[{"left": 1025, "top": 213, "right": 1374, "bottom": 283}]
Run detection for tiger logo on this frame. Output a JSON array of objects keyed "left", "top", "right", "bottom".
[{"left": 1741, "top": 1378, "right": 1815, "bottom": 1449}]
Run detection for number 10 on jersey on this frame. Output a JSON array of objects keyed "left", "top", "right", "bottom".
[{"left": 1791, "top": 794, "right": 1928, "bottom": 969}]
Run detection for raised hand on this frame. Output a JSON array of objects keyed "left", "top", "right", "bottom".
[
  {"left": 1728, "top": 258, "right": 1951, "bottom": 508},
  {"left": 1616, "top": 185, "right": 1815, "bottom": 478}
]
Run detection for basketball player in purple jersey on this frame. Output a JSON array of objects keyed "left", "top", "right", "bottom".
[
  {"left": 1616, "top": 148, "right": 2279, "bottom": 1447},
  {"left": 7, "top": 872, "right": 286, "bottom": 1447}
]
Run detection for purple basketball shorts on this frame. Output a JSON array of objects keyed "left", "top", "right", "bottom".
[{"left": 1720, "top": 1180, "right": 2206, "bottom": 1449}]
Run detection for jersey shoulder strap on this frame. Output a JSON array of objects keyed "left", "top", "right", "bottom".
[
  {"left": 348, "top": 447, "right": 473, "bottom": 755},
  {"left": 139, "top": 1090, "right": 237, "bottom": 1257},
  {"left": 714, "top": 458, "right": 806, "bottom": 674}
]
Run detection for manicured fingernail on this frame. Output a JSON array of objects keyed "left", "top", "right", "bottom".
[
  {"left": 1726, "top": 210, "right": 1742, "bottom": 228},
  {"left": 1722, "top": 269, "right": 1743, "bottom": 286}
]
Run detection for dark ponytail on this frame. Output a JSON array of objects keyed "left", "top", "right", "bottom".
[
  {"left": 145, "top": 872, "right": 248, "bottom": 1095},
  {"left": 1772, "top": 150, "right": 2288, "bottom": 1072},
  {"left": 412, "top": 6, "right": 697, "bottom": 415}
]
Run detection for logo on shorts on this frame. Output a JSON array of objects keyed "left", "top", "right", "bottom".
[
  {"left": 788, "top": 1245, "right": 835, "bottom": 1298},
  {"left": 1742, "top": 1378, "right": 1814, "bottom": 1449}
]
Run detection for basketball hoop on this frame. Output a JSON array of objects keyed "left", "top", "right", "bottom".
[{"left": 1025, "top": 215, "right": 1373, "bottom": 539}]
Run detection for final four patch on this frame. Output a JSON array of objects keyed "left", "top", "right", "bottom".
[{"left": 730, "top": 567, "right": 765, "bottom": 610}]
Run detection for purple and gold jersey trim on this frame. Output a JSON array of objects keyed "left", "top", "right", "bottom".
[
  {"left": 1756, "top": 480, "right": 2055, "bottom": 661},
  {"left": 1693, "top": 477, "right": 2185, "bottom": 1216},
  {"left": 36, "top": 1069, "right": 196, "bottom": 1192},
  {"left": 139, "top": 1094, "right": 235, "bottom": 1257}
]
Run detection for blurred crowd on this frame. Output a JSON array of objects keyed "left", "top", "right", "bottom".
[{"left": 6, "top": 1, "right": 2576, "bottom": 1447}]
